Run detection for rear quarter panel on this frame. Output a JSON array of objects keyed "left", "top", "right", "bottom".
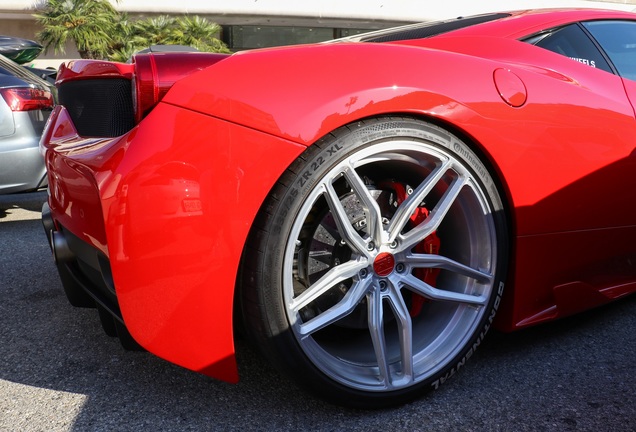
[
  {"left": 164, "top": 41, "right": 636, "bottom": 329},
  {"left": 101, "top": 105, "right": 306, "bottom": 379},
  {"left": 164, "top": 41, "right": 636, "bottom": 235}
]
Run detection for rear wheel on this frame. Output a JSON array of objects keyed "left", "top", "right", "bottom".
[{"left": 240, "top": 117, "right": 508, "bottom": 408}]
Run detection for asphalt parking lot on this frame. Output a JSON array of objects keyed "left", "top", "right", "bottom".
[{"left": 1, "top": 191, "right": 635, "bottom": 432}]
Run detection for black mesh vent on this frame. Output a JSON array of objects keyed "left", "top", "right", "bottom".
[
  {"left": 58, "top": 78, "right": 134, "bottom": 138},
  {"left": 363, "top": 13, "right": 511, "bottom": 43}
]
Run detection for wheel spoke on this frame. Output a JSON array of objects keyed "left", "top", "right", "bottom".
[
  {"left": 399, "top": 273, "right": 488, "bottom": 306},
  {"left": 290, "top": 258, "right": 367, "bottom": 312},
  {"left": 367, "top": 288, "right": 390, "bottom": 386},
  {"left": 397, "top": 175, "right": 467, "bottom": 252},
  {"left": 342, "top": 164, "right": 385, "bottom": 246},
  {"left": 323, "top": 181, "right": 371, "bottom": 257},
  {"left": 386, "top": 285, "right": 414, "bottom": 386},
  {"left": 406, "top": 252, "right": 493, "bottom": 283},
  {"left": 388, "top": 158, "right": 451, "bottom": 242},
  {"left": 298, "top": 276, "right": 372, "bottom": 338}
]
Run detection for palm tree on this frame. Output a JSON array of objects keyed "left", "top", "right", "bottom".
[
  {"left": 35, "top": 0, "right": 120, "bottom": 59},
  {"left": 105, "top": 12, "right": 134, "bottom": 61},
  {"left": 131, "top": 15, "right": 176, "bottom": 46},
  {"left": 172, "top": 16, "right": 229, "bottom": 53},
  {"left": 108, "top": 15, "right": 230, "bottom": 62}
]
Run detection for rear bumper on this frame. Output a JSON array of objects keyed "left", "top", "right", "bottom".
[
  {"left": 41, "top": 102, "right": 306, "bottom": 384},
  {"left": 42, "top": 202, "right": 119, "bottom": 318}
]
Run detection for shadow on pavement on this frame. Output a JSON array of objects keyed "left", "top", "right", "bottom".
[
  {"left": 0, "top": 189, "right": 634, "bottom": 431},
  {"left": 0, "top": 190, "right": 47, "bottom": 220}
]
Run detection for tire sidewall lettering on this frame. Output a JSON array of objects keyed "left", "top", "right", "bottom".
[
  {"left": 252, "top": 117, "right": 509, "bottom": 406},
  {"left": 287, "top": 123, "right": 498, "bottom": 213},
  {"left": 430, "top": 281, "right": 506, "bottom": 391},
  {"left": 277, "top": 139, "right": 347, "bottom": 229}
]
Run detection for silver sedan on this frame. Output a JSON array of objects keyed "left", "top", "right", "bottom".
[{"left": 0, "top": 54, "right": 53, "bottom": 194}]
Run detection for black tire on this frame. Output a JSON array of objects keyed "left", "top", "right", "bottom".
[{"left": 240, "top": 117, "right": 508, "bottom": 408}]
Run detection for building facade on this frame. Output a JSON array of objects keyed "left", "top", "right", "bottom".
[{"left": 2, "top": 0, "right": 635, "bottom": 66}]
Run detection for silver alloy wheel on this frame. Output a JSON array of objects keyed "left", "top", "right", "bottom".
[{"left": 282, "top": 139, "right": 498, "bottom": 392}]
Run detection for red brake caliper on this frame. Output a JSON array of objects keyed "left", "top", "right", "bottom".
[{"left": 384, "top": 182, "right": 441, "bottom": 317}]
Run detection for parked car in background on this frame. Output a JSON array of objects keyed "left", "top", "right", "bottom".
[
  {"left": 0, "top": 35, "right": 42, "bottom": 64},
  {"left": 0, "top": 35, "right": 57, "bottom": 84},
  {"left": 0, "top": 44, "right": 54, "bottom": 194}
]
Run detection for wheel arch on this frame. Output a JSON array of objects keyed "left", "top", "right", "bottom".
[
  {"left": 408, "top": 112, "right": 517, "bottom": 246},
  {"left": 233, "top": 110, "right": 519, "bottom": 341},
  {"left": 235, "top": 113, "right": 514, "bottom": 406},
  {"left": 233, "top": 111, "right": 516, "bottom": 333}
]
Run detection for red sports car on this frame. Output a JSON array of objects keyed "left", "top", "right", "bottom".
[{"left": 41, "top": 9, "right": 636, "bottom": 408}]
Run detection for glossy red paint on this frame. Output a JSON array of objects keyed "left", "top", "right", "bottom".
[
  {"left": 492, "top": 68, "right": 527, "bottom": 107},
  {"left": 41, "top": 9, "right": 636, "bottom": 383},
  {"left": 56, "top": 59, "right": 134, "bottom": 84},
  {"left": 104, "top": 105, "right": 304, "bottom": 379},
  {"left": 42, "top": 102, "right": 306, "bottom": 380},
  {"left": 132, "top": 52, "right": 229, "bottom": 122},
  {"left": 162, "top": 24, "right": 636, "bottom": 331},
  {"left": 167, "top": 35, "right": 636, "bottom": 229}
]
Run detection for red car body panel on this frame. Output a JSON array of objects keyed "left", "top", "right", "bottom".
[
  {"left": 44, "top": 103, "right": 306, "bottom": 380},
  {"left": 163, "top": 35, "right": 636, "bottom": 327},
  {"left": 41, "top": 9, "right": 636, "bottom": 383}
]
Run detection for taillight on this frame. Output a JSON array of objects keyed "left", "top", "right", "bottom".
[
  {"left": 132, "top": 54, "right": 159, "bottom": 123},
  {"left": 132, "top": 52, "right": 229, "bottom": 123},
  {"left": 0, "top": 87, "right": 54, "bottom": 111}
]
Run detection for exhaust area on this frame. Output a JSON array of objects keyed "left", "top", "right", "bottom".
[{"left": 42, "top": 202, "right": 74, "bottom": 264}]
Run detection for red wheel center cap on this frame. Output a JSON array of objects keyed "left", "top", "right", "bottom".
[{"left": 373, "top": 252, "right": 395, "bottom": 277}]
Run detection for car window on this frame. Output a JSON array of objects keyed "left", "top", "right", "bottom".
[
  {"left": 0, "top": 54, "right": 52, "bottom": 90},
  {"left": 524, "top": 24, "right": 613, "bottom": 73},
  {"left": 0, "top": 54, "right": 35, "bottom": 80},
  {"left": 582, "top": 20, "right": 636, "bottom": 81}
]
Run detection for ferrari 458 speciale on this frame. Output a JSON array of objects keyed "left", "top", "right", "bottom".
[{"left": 40, "top": 9, "right": 636, "bottom": 407}]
